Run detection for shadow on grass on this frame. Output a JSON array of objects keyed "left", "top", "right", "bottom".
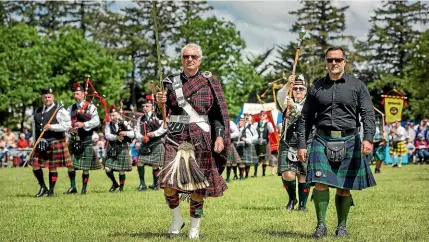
[
  {"left": 109, "top": 231, "right": 184, "bottom": 239},
  {"left": 14, "top": 193, "right": 33, "bottom": 198},
  {"left": 262, "top": 229, "right": 311, "bottom": 239},
  {"left": 241, "top": 205, "right": 281, "bottom": 211}
]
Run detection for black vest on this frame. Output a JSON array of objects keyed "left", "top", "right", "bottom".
[
  {"left": 109, "top": 121, "right": 132, "bottom": 145},
  {"left": 139, "top": 113, "right": 163, "bottom": 145},
  {"left": 34, "top": 105, "right": 64, "bottom": 141},
  {"left": 284, "top": 119, "right": 299, "bottom": 147},
  {"left": 257, "top": 121, "right": 269, "bottom": 141},
  {"left": 70, "top": 103, "right": 96, "bottom": 140}
]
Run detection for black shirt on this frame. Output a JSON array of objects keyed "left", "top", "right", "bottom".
[{"left": 297, "top": 72, "right": 375, "bottom": 149}]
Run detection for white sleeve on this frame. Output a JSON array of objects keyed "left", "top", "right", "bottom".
[
  {"left": 50, "top": 108, "right": 72, "bottom": 132},
  {"left": 104, "top": 122, "right": 117, "bottom": 141},
  {"left": 230, "top": 121, "right": 240, "bottom": 139},
  {"left": 153, "top": 121, "right": 168, "bottom": 137},
  {"left": 277, "top": 84, "right": 291, "bottom": 112},
  {"left": 134, "top": 116, "right": 143, "bottom": 141},
  {"left": 124, "top": 121, "right": 135, "bottom": 138},
  {"left": 83, "top": 104, "right": 100, "bottom": 131}
]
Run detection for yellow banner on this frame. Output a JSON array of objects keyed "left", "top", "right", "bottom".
[{"left": 384, "top": 97, "right": 404, "bottom": 123}]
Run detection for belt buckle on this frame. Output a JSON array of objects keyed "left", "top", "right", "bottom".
[{"left": 330, "top": 131, "right": 342, "bottom": 138}]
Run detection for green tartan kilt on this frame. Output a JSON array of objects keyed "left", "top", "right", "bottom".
[
  {"left": 236, "top": 143, "right": 258, "bottom": 165},
  {"left": 71, "top": 140, "right": 101, "bottom": 170},
  {"left": 138, "top": 142, "right": 165, "bottom": 167},
  {"left": 277, "top": 142, "right": 307, "bottom": 175},
  {"left": 227, "top": 143, "right": 241, "bottom": 165},
  {"left": 307, "top": 134, "right": 376, "bottom": 190},
  {"left": 373, "top": 142, "right": 386, "bottom": 161},
  {"left": 105, "top": 144, "right": 132, "bottom": 172}
]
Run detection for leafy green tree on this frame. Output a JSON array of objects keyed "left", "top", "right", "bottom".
[
  {"left": 0, "top": 24, "right": 50, "bottom": 126},
  {"left": 401, "top": 30, "right": 429, "bottom": 119},
  {"left": 365, "top": 0, "right": 429, "bottom": 76},
  {"left": 46, "top": 28, "right": 132, "bottom": 117},
  {"left": 273, "top": 0, "right": 352, "bottom": 82}
]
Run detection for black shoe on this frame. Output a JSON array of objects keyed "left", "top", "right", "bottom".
[
  {"left": 312, "top": 223, "right": 327, "bottom": 239},
  {"left": 298, "top": 205, "right": 307, "bottom": 212},
  {"left": 35, "top": 186, "right": 48, "bottom": 197},
  {"left": 81, "top": 188, "right": 87, "bottom": 195},
  {"left": 64, "top": 187, "right": 77, "bottom": 194},
  {"left": 251, "top": 174, "right": 257, "bottom": 178},
  {"left": 137, "top": 184, "right": 147, "bottom": 191},
  {"left": 225, "top": 178, "right": 230, "bottom": 183},
  {"left": 119, "top": 186, "right": 124, "bottom": 192},
  {"left": 335, "top": 225, "right": 348, "bottom": 237},
  {"left": 233, "top": 175, "right": 238, "bottom": 180},
  {"left": 47, "top": 190, "right": 54, "bottom": 197},
  {"left": 298, "top": 200, "right": 307, "bottom": 211},
  {"left": 286, "top": 199, "right": 298, "bottom": 210},
  {"left": 149, "top": 184, "right": 159, "bottom": 190},
  {"left": 109, "top": 183, "right": 119, "bottom": 192}
]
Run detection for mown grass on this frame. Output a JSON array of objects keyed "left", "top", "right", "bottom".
[{"left": 0, "top": 164, "right": 428, "bottom": 242}]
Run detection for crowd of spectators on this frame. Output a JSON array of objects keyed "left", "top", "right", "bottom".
[{"left": 387, "top": 119, "right": 429, "bottom": 164}]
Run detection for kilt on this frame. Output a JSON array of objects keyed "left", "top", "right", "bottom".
[
  {"left": 71, "top": 140, "right": 101, "bottom": 170},
  {"left": 30, "top": 139, "right": 73, "bottom": 168},
  {"left": 373, "top": 142, "right": 386, "bottom": 161},
  {"left": 307, "top": 134, "right": 376, "bottom": 190},
  {"left": 105, "top": 144, "right": 132, "bottom": 172},
  {"left": 226, "top": 143, "right": 241, "bottom": 165},
  {"left": 255, "top": 142, "right": 272, "bottom": 162},
  {"left": 390, "top": 140, "right": 407, "bottom": 156},
  {"left": 236, "top": 143, "right": 258, "bottom": 165},
  {"left": 159, "top": 123, "right": 227, "bottom": 198},
  {"left": 277, "top": 142, "right": 306, "bottom": 175},
  {"left": 138, "top": 142, "right": 165, "bottom": 167}
]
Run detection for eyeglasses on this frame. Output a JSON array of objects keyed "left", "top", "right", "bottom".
[
  {"left": 293, "top": 87, "right": 306, "bottom": 91},
  {"left": 326, "top": 58, "right": 345, "bottom": 63},
  {"left": 182, "top": 55, "right": 199, "bottom": 60}
]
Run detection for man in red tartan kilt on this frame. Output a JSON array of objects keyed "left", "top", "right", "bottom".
[
  {"left": 30, "top": 88, "right": 73, "bottom": 197},
  {"left": 65, "top": 82, "right": 101, "bottom": 195},
  {"left": 156, "top": 43, "right": 230, "bottom": 239}
]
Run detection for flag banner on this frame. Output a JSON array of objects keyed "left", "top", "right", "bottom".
[{"left": 384, "top": 96, "right": 404, "bottom": 123}]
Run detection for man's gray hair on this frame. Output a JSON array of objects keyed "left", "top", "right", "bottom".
[{"left": 181, "top": 43, "right": 203, "bottom": 60}]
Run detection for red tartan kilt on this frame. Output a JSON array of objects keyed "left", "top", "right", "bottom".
[
  {"left": 159, "top": 123, "right": 228, "bottom": 197},
  {"left": 30, "top": 139, "right": 73, "bottom": 168}
]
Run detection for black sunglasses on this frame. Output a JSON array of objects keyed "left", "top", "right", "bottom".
[
  {"left": 293, "top": 87, "right": 306, "bottom": 91},
  {"left": 326, "top": 58, "right": 345, "bottom": 63},
  {"left": 182, "top": 55, "right": 199, "bottom": 60}
]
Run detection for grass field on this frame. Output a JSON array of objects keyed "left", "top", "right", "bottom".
[{"left": 0, "top": 164, "right": 429, "bottom": 242}]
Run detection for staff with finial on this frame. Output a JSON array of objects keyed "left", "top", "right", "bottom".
[{"left": 151, "top": 1, "right": 167, "bottom": 129}]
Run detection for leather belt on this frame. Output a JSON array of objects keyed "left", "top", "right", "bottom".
[
  {"left": 316, "top": 127, "right": 358, "bottom": 138},
  {"left": 169, "top": 115, "right": 208, "bottom": 124}
]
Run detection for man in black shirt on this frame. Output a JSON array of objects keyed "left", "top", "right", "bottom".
[{"left": 297, "top": 46, "right": 376, "bottom": 238}]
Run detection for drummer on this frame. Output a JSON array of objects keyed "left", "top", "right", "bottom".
[{"left": 253, "top": 111, "right": 275, "bottom": 177}]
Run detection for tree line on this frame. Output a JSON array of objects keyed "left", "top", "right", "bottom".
[{"left": 0, "top": 0, "right": 428, "bottom": 128}]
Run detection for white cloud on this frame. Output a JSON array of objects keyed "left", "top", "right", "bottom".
[{"left": 208, "top": 0, "right": 384, "bottom": 57}]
